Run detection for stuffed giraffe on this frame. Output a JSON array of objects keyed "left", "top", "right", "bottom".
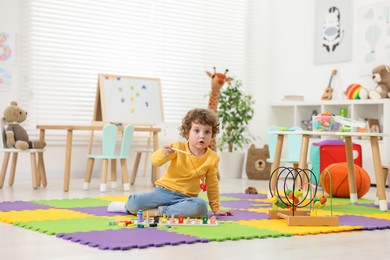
[{"left": 206, "top": 67, "right": 234, "bottom": 152}]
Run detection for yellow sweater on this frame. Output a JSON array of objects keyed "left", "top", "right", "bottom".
[{"left": 152, "top": 141, "right": 221, "bottom": 212}]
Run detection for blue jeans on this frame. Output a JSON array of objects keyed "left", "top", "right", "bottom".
[{"left": 125, "top": 187, "right": 208, "bottom": 218}]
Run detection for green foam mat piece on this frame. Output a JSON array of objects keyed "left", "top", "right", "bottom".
[
  {"left": 32, "top": 198, "right": 109, "bottom": 208},
  {"left": 13, "top": 217, "right": 131, "bottom": 235},
  {"left": 160, "top": 221, "right": 289, "bottom": 241},
  {"left": 329, "top": 204, "right": 390, "bottom": 214}
]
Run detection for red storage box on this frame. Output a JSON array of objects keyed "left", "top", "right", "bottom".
[{"left": 309, "top": 139, "right": 362, "bottom": 181}]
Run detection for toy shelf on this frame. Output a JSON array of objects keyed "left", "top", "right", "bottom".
[{"left": 270, "top": 99, "right": 390, "bottom": 184}]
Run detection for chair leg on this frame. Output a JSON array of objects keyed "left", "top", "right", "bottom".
[
  {"left": 121, "top": 158, "right": 130, "bottom": 191},
  {"left": 130, "top": 152, "right": 142, "bottom": 185},
  {"left": 38, "top": 152, "right": 47, "bottom": 187},
  {"left": 382, "top": 167, "right": 388, "bottom": 188},
  {"left": 83, "top": 158, "right": 95, "bottom": 190},
  {"left": 100, "top": 159, "right": 109, "bottom": 192},
  {"left": 30, "top": 153, "right": 38, "bottom": 189},
  {"left": 0, "top": 152, "right": 11, "bottom": 188},
  {"left": 110, "top": 159, "right": 117, "bottom": 189},
  {"left": 8, "top": 153, "right": 18, "bottom": 187}
]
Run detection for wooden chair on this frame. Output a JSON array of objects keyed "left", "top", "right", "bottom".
[
  {"left": 0, "top": 118, "right": 46, "bottom": 189},
  {"left": 83, "top": 124, "right": 135, "bottom": 192},
  {"left": 381, "top": 164, "right": 390, "bottom": 188}
]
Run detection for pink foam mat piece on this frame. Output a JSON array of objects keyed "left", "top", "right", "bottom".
[{"left": 57, "top": 228, "right": 208, "bottom": 250}]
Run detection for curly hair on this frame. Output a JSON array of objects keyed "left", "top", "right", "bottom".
[{"left": 179, "top": 108, "right": 220, "bottom": 139}]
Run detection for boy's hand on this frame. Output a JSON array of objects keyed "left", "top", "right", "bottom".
[
  {"left": 162, "top": 144, "right": 175, "bottom": 157},
  {"left": 213, "top": 209, "right": 233, "bottom": 216}
]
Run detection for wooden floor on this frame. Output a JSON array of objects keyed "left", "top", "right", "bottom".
[{"left": 1, "top": 176, "right": 389, "bottom": 260}]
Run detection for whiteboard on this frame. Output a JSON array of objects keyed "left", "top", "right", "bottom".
[{"left": 94, "top": 74, "right": 164, "bottom": 124}]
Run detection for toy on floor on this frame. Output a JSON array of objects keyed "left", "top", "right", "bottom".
[
  {"left": 110, "top": 214, "right": 220, "bottom": 227},
  {"left": 245, "top": 186, "right": 258, "bottom": 194},
  {"left": 268, "top": 166, "right": 339, "bottom": 226}
]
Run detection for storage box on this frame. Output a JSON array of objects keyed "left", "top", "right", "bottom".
[
  {"left": 312, "top": 115, "right": 366, "bottom": 132},
  {"left": 312, "top": 116, "right": 341, "bottom": 132},
  {"left": 309, "top": 139, "right": 362, "bottom": 184}
]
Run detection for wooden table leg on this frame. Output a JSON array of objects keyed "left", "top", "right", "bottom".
[
  {"left": 64, "top": 129, "right": 73, "bottom": 192},
  {"left": 345, "top": 136, "right": 357, "bottom": 203},
  {"left": 370, "top": 136, "right": 388, "bottom": 211},
  {"left": 269, "top": 134, "right": 284, "bottom": 197}
]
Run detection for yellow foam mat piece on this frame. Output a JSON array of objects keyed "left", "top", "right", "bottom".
[
  {"left": 361, "top": 213, "right": 390, "bottom": 220},
  {"left": 97, "top": 195, "right": 128, "bottom": 202},
  {"left": 237, "top": 219, "right": 359, "bottom": 235},
  {"left": 0, "top": 209, "right": 92, "bottom": 224}
]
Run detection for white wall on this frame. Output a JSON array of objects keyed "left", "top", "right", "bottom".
[
  {"left": 0, "top": 0, "right": 385, "bottom": 182},
  {"left": 267, "top": 0, "right": 384, "bottom": 103}
]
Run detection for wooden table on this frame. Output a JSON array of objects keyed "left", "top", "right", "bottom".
[
  {"left": 37, "top": 124, "right": 161, "bottom": 192},
  {"left": 269, "top": 130, "right": 388, "bottom": 211}
]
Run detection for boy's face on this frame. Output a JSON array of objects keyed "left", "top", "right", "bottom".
[{"left": 187, "top": 121, "right": 212, "bottom": 151}]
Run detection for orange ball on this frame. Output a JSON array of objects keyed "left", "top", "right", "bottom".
[{"left": 321, "top": 163, "right": 371, "bottom": 198}]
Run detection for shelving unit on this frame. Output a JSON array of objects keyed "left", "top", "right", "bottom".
[{"left": 270, "top": 99, "right": 390, "bottom": 184}]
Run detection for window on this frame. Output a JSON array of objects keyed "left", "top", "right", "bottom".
[{"left": 20, "top": 0, "right": 254, "bottom": 142}]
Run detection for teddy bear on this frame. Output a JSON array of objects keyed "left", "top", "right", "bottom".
[
  {"left": 245, "top": 144, "right": 272, "bottom": 180},
  {"left": 3, "top": 101, "right": 46, "bottom": 150},
  {"left": 359, "top": 65, "right": 390, "bottom": 99}
]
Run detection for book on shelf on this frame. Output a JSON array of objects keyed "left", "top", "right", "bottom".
[{"left": 282, "top": 95, "right": 304, "bottom": 101}]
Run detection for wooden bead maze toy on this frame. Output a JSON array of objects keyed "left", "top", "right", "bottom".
[{"left": 268, "top": 166, "right": 339, "bottom": 226}]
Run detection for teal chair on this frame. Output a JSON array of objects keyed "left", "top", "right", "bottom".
[
  {"left": 267, "top": 125, "right": 307, "bottom": 168},
  {"left": 83, "top": 124, "right": 134, "bottom": 192}
]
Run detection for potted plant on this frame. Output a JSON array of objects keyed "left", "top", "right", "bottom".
[{"left": 217, "top": 79, "right": 255, "bottom": 178}]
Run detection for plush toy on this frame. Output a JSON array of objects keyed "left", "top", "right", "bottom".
[
  {"left": 245, "top": 144, "right": 271, "bottom": 180},
  {"left": 3, "top": 101, "right": 46, "bottom": 150},
  {"left": 359, "top": 65, "right": 390, "bottom": 99}
]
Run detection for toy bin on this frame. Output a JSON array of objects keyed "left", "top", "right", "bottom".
[
  {"left": 309, "top": 139, "right": 362, "bottom": 183},
  {"left": 312, "top": 116, "right": 341, "bottom": 132},
  {"left": 312, "top": 115, "right": 366, "bottom": 132}
]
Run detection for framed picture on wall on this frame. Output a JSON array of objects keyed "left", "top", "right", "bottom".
[
  {"left": 314, "top": 0, "right": 352, "bottom": 64},
  {"left": 357, "top": 1, "right": 390, "bottom": 75}
]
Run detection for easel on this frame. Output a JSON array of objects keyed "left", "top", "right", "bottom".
[{"left": 89, "top": 74, "right": 164, "bottom": 185}]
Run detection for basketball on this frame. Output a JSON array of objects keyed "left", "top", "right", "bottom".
[{"left": 321, "top": 162, "right": 371, "bottom": 198}]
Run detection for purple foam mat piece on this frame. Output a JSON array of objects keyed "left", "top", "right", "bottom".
[
  {"left": 57, "top": 228, "right": 208, "bottom": 250},
  {"left": 220, "top": 199, "right": 271, "bottom": 209},
  {"left": 0, "top": 201, "right": 52, "bottom": 212},
  {"left": 70, "top": 206, "right": 128, "bottom": 217},
  {"left": 359, "top": 202, "right": 390, "bottom": 209},
  {"left": 339, "top": 215, "right": 390, "bottom": 230},
  {"left": 212, "top": 209, "right": 268, "bottom": 221},
  {"left": 221, "top": 193, "right": 267, "bottom": 199}
]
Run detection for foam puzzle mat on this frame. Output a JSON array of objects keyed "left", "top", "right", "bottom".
[{"left": 1, "top": 192, "right": 390, "bottom": 250}]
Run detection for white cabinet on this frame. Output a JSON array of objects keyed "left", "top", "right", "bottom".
[{"left": 270, "top": 99, "right": 390, "bottom": 184}]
